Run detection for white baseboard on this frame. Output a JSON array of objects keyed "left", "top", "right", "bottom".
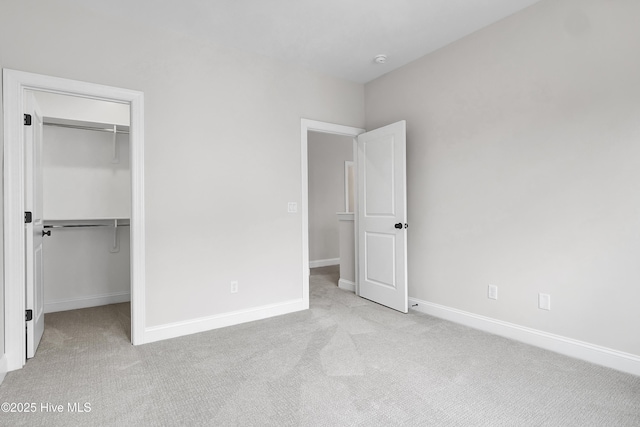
[
  {"left": 44, "top": 291, "right": 131, "bottom": 314},
  {"left": 309, "top": 258, "right": 340, "bottom": 268},
  {"left": 0, "top": 355, "right": 7, "bottom": 385},
  {"left": 409, "top": 297, "right": 640, "bottom": 377},
  {"left": 338, "top": 278, "right": 355, "bottom": 292},
  {"left": 144, "top": 298, "right": 307, "bottom": 344}
]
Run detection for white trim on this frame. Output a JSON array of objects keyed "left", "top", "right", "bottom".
[
  {"left": 128, "top": 84, "right": 146, "bottom": 347},
  {"left": 144, "top": 298, "right": 306, "bottom": 344},
  {"left": 301, "top": 119, "right": 365, "bottom": 307},
  {"left": 409, "top": 297, "right": 640, "bottom": 377},
  {"left": 3, "top": 69, "right": 146, "bottom": 371},
  {"left": 44, "top": 292, "right": 131, "bottom": 314},
  {"left": 0, "top": 355, "right": 7, "bottom": 385},
  {"left": 309, "top": 258, "right": 340, "bottom": 268},
  {"left": 338, "top": 279, "right": 355, "bottom": 292}
]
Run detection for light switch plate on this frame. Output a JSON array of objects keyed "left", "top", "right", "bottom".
[
  {"left": 539, "top": 293, "right": 551, "bottom": 310},
  {"left": 288, "top": 202, "right": 297, "bottom": 213},
  {"left": 488, "top": 285, "right": 498, "bottom": 300}
]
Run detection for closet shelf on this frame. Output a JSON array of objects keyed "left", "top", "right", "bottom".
[{"left": 43, "top": 117, "right": 128, "bottom": 163}]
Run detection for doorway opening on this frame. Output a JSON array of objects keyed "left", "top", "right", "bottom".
[
  {"left": 35, "top": 90, "right": 132, "bottom": 355},
  {"left": 300, "top": 119, "right": 364, "bottom": 307},
  {"left": 307, "top": 130, "right": 356, "bottom": 291},
  {"left": 301, "top": 119, "right": 409, "bottom": 314},
  {"left": 3, "top": 69, "right": 146, "bottom": 372}
]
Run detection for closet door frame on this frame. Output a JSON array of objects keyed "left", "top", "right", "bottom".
[{"left": 2, "top": 69, "right": 146, "bottom": 372}]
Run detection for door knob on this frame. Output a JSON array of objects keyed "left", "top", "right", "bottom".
[
  {"left": 42, "top": 230, "right": 51, "bottom": 237},
  {"left": 395, "top": 223, "right": 402, "bottom": 229}
]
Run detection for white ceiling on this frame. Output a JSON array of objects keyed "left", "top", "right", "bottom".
[{"left": 70, "top": 0, "right": 543, "bottom": 83}]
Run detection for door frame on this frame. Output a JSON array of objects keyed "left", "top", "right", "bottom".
[
  {"left": 300, "top": 119, "right": 365, "bottom": 305},
  {"left": 3, "top": 69, "right": 146, "bottom": 371}
]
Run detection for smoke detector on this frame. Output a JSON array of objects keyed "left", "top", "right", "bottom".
[{"left": 374, "top": 54, "right": 387, "bottom": 64}]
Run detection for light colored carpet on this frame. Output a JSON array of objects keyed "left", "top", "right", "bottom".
[{"left": 1, "top": 266, "right": 639, "bottom": 426}]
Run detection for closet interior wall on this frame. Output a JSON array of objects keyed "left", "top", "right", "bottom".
[{"left": 36, "top": 92, "right": 132, "bottom": 314}]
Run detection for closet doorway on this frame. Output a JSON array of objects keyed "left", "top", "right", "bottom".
[
  {"left": 3, "top": 69, "right": 146, "bottom": 372},
  {"left": 35, "top": 90, "right": 131, "bottom": 350}
]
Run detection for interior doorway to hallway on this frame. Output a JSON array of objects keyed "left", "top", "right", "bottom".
[
  {"left": 300, "top": 119, "right": 364, "bottom": 308},
  {"left": 301, "top": 118, "right": 409, "bottom": 314},
  {"left": 307, "top": 130, "right": 356, "bottom": 290}
]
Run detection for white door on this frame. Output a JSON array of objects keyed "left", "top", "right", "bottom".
[
  {"left": 357, "top": 121, "right": 408, "bottom": 313},
  {"left": 25, "top": 91, "right": 45, "bottom": 358}
]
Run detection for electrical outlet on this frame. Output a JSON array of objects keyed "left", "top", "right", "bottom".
[
  {"left": 538, "top": 293, "right": 551, "bottom": 310},
  {"left": 488, "top": 284, "right": 498, "bottom": 300},
  {"left": 287, "top": 202, "right": 297, "bottom": 213},
  {"left": 230, "top": 281, "right": 239, "bottom": 294}
]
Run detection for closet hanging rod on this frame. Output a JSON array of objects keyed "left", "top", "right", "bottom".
[{"left": 43, "top": 122, "right": 130, "bottom": 134}]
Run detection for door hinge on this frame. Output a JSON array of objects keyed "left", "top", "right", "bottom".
[
  {"left": 25, "top": 211, "right": 33, "bottom": 223},
  {"left": 26, "top": 309, "right": 33, "bottom": 322},
  {"left": 24, "top": 114, "right": 32, "bottom": 126}
]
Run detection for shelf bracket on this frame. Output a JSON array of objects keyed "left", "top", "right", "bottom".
[
  {"left": 111, "top": 125, "right": 119, "bottom": 164},
  {"left": 110, "top": 219, "right": 120, "bottom": 253}
]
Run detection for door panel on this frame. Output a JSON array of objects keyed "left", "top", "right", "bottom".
[
  {"left": 364, "top": 136, "right": 395, "bottom": 216},
  {"left": 357, "top": 121, "right": 407, "bottom": 313},
  {"left": 25, "top": 91, "right": 45, "bottom": 358},
  {"left": 364, "top": 232, "right": 396, "bottom": 288}
]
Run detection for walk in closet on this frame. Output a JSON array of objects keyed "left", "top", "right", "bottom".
[{"left": 35, "top": 92, "right": 132, "bottom": 314}]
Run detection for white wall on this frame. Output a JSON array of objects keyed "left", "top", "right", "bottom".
[
  {"left": 308, "top": 131, "right": 353, "bottom": 264},
  {"left": 43, "top": 125, "right": 131, "bottom": 219},
  {"left": 365, "top": 0, "right": 640, "bottom": 357},
  {"left": 42, "top": 121, "right": 131, "bottom": 312},
  {"left": 43, "top": 226, "right": 130, "bottom": 312},
  {"left": 0, "top": 0, "right": 364, "bottom": 333}
]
